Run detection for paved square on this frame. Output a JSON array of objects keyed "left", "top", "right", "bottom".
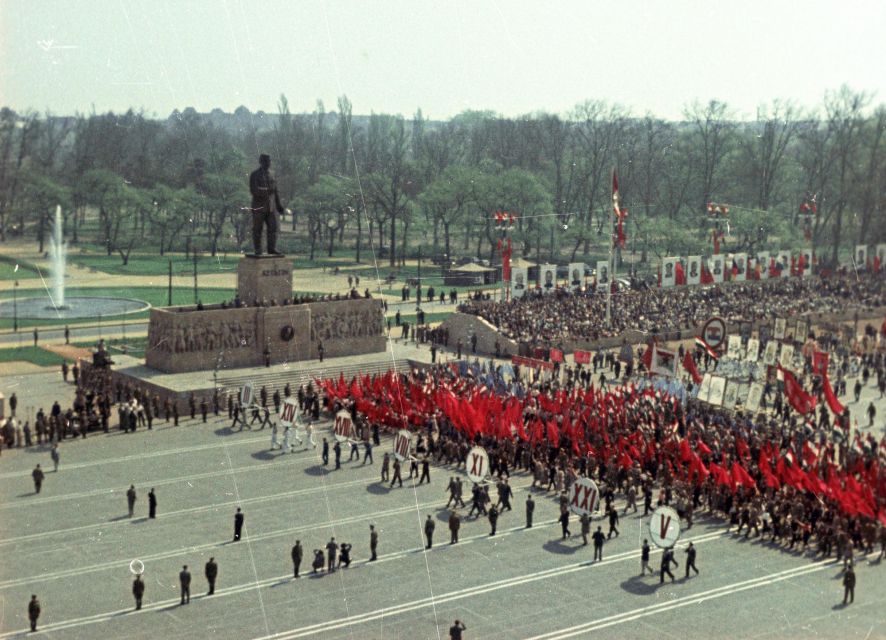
[{"left": 1, "top": 371, "right": 885, "bottom": 640}]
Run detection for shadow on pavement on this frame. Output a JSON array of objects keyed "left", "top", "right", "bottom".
[
  {"left": 250, "top": 450, "right": 277, "bottom": 461},
  {"left": 542, "top": 538, "right": 582, "bottom": 555},
  {"left": 620, "top": 575, "right": 663, "bottom": 596},
  {"left": 304, "top": 465, "right": 330, "bottom": 477},
  {"left": 366, "top": 483, "right": 391, "bottom": 495}
]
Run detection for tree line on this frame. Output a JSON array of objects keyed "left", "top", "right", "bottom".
[{"left": 0, "top": 87, "right": 883, "bottom": 268}]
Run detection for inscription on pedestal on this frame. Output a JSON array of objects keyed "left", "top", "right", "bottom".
[{"left": 237, "top": 256, "right": 292, "bottom": 304}]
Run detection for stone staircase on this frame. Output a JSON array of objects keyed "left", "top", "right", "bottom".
[{"left": 217, "top": 358, "right": 413, "bottom": 398}]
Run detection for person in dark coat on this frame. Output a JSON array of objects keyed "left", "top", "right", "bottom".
[
  {"left": 32, "top": 465, "right": 45, "bottom": 494},
  {"left": 333, "top": 441, "right": 342, "bottom": 469},
  {"left": 449, "top": 511, "right": 461, "bottom": 544},
  {"left": 205, "top": 558, "right": 218, "bottom": 595},
  {"left": 843, "top": 563, "right": 856, "bottom": 605},
  {"left": 660, "top": 547, "right": 678, "bottom": 583},
  {"left": 179, "top": 565, "right": 191, "bottom": 604},
  {"left": 684, "top": 542, "right": 699, "bottom": 578},
  {"left": 526, "top": 495, "right": 535, "bottom": 528},
  {"left": 322, "top": 438, "right": 329, "bottom": 465},
  {"left": 133, "top": 575, "right": 145, "bottom": 610},
  {"left": 28, "top": 595, "right": 40, "bottom": 632},
  {"left": 292, "top": 540, "right": 303, "bottom": 578},
  {"left": 488, "top": 505, "right": 499, "bottom": 536},
  {"left": 592, "top": 526, "right": 606, "bottom": 561},
  {"left": 148, "top": 488, "right": 157, "bottom": 519},
  {"left": 560, "top": 510, "right": 571, "bottom": 539},
  {"left": 370, "top": 525, "right": 378, "bottom": 561},
  {"left": 424, "top": 515, "right": 436, "bottom": 549},
  {"left": 234, "top": 507, "right": 244, "bottom": 541},
  {"left": 127, "top": 485, "right": 137, "bottom": 517},
  {"left": 326, "top": 538, "right": 339, "bottom": 572}
]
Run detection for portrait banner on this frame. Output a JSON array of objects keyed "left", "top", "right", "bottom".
[
  {"left": 661, "top": 257, "right": 678, "bottom": 287},
  {"left": 731, "top": 253, "right": 747, "bottom": 282},
  {"left": 745, "top": 338, "right": 760, "bottom": 362},
  {"left": 756, "top": 251, "right": 769, "bottom": 280},
  {"left": 568, "top": 262, "right": 585, "bottom": 290},
  {"left": 595, "top": 261, "right": 611, "bottom": 290},
  {"left": 854, "top": 245, "right": 868, "bottom": 269},
  {"left": 686, "top": 256, "right": 701, "bottom": 285},
  {"left": 708, "top": 376, "right": 726, "bottom": 406},
  {"left": 540, "top": 264, "right": 557, "bottom": 293},
  {"left": 511, "top": 266, "right": 528, "bottom": 298},
  {"left": 708, "top": 255, "right": 724, "bottom": 283}
]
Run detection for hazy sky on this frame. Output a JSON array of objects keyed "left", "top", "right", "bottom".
[{"left": 1, "top": 0, "right": 884, "bottom": 121}]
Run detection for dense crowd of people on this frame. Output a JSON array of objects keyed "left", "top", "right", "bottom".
[
  {"left": 458, "top": 274, "right": 885, "bottom": 344},
  {"left": 320, "top": 337, "right": 886, "bottom": 568}
]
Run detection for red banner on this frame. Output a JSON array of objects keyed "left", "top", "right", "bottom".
[
  {"left": 511, "top": 355, "right": 555, "bottom": 370},
  {"left": 574, "top": 350, "right": 591, "bottom": 365},
  {"left": 550, "top": 348, "right": 564, "bottom": 363},
  {"left": 780, "top": 366, "right": 817, "bottom": 415},
  {"left": 682, "top": 351, "right": 702, "bottom": 384},
  {"left": 822, "top": 374, "right": 845, "bottom": 416}
]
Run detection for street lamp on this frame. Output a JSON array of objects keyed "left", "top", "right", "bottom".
[{"left": 13, "top": 279, "right": 19, "bottom": 332}]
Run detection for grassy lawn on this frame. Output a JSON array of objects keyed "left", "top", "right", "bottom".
[
  {"left": 0, "top": 256, "right": 41, "bottom": 280},
  {"left": 0, "top": 346, "right": 68, "bottom": 366},
  {"left": 69, "top": 253, "right": 243, "bottom": 276},
  {"left": 75, "top": 336, "right": 148, "bottom": 355}
]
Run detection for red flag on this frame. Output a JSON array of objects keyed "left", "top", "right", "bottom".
[
  {"left": 696, "top": 439, "right": 712, "bottom": 456},
  {"left": 695, "top": 337, "right": 719, "bottom": 360},
  {"left": 822, "top": 374, "right": 845, "bottom": 416},
  {"left": 612, "top": 170, "right": 627, "bottom": 248},
  {"left": 779, "top": 366, "right": 817, "bottom": 415},
  {"left": 675, "top": 261, "right": 686, "bottom": 285},
  {"left": 731, "top": 462, "right": 757, "bottom": 490},
  {"left": 679, "top": 438, "right": 692, "bottom": 462}
]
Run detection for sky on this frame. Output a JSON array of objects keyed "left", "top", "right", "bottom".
[{"left": 1, "top": 0, "right": 885, "bottom": 121}]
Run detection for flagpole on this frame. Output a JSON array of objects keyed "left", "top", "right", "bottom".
[{"left": 606, "top": 174, "right": 615, "bottom": 329}]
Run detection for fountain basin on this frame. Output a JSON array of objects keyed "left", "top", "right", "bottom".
[{"left": 0, "top": 296, "right": 150, "bottom": 319}]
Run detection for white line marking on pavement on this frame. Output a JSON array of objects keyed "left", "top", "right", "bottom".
[
  {"left": 0, "top": 526, "right": 726, "bottom": 638},
  {"left": 527, "top": 556, "right": 848, "bottom": 639}
]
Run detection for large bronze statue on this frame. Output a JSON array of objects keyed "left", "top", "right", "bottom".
[{"left": 248, "top": 154, "right": 284, "bottom": 255}]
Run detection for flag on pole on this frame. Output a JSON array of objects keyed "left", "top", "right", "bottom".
[{"left": 612, "top": 170, "right": 627, "bottom": 248}]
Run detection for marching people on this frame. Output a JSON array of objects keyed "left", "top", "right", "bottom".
[
  {"left": 580, "top": 513, "right": 591, "bottom": 545},
  {"left": 381, "top": 452, "right": 391, "bottom": 482},
  {"left": 660, "top": 547, "right": 678, "bottom": 583},
  {"left": 641, "top": 539, "right": 655, "bottom": 576},
  {"left": 559, "top": 509, "right": 571, "bottom": 539},
  {"left": 684, "top": 542, "right": 699, "bottom": 578},
  {"left": 390, "top": 457, "right": 403, "bottom": 487}
]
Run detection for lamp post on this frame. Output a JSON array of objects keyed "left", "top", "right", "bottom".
[{"left": 13, "top": 279, "right": 19, "bottom": 332}]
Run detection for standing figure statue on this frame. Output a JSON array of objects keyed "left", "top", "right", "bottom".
[{"left": 249, "top": 154, "right": 284, "bottom": 255}]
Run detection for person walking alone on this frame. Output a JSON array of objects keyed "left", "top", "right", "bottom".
[
  {"left": 425, "top": 515, "right": 436, "bottom": 549},
  {"left": 684, "top": 542, "right": 699, "bottom": 578}
]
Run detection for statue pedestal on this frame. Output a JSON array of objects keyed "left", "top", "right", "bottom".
[{"left": 237, "top": 255, "right": 292, "bottom": 304}]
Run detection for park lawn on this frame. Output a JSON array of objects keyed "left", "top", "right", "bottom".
[
  {"left": 0, "top": 346, "right": 68, "bottom": 366},
  {"left": 69, "top": 253, "right": 243, "bottom": 276},
  {"left": 74, "top": 336, "right": 148, "bottom": 355},
  {"left": 0, "top": 256, "right": 42, "bottom": 280}
]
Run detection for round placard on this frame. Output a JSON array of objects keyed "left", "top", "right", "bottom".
[
  {"left": 567, "top": 477, "right": 600, "bottom": 516},
  {"left": 465, "top": 446, "right": 490, "bottom": 484},
  {"left": 701, "top": 317, "right": 727, "bottom": 350},
  {"left": 649, "top": 505, "right": 682, "bottom": 548}
]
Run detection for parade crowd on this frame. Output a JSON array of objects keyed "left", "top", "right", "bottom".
[{"left": 458, "top": 274, "right": 885, "bottom": 344}]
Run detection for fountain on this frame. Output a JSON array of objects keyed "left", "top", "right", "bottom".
[
  {"left": 49, "top": 205, "right": 66, "bottom": 309},
  {"left": 0, "top": 205, "right": 150, "bottom": 320}
]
